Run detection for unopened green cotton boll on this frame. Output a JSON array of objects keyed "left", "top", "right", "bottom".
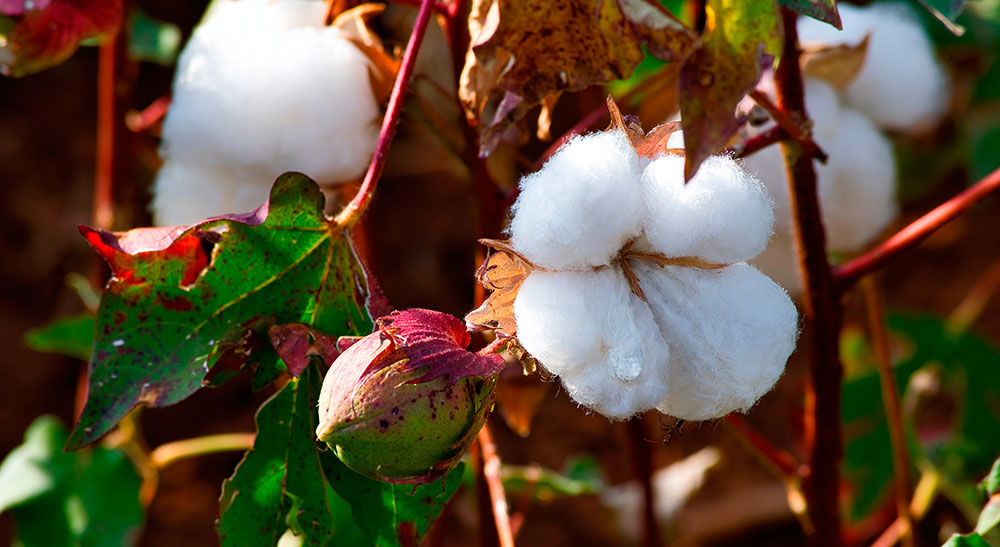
[{"left": 153, "top": 0, "right": 380, "bottom": 226}]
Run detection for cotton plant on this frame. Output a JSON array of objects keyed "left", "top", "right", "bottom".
[
  {"left": 467, "top": 117, "right": 799, "bottom": 422},
  {"left": 152, "top": 0, "right": 387, "bottom": 226},
  {"left": 742, "top": 2, "right": 950, "bottom": 294}
]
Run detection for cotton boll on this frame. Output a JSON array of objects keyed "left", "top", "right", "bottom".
[
  {"left": 161, "top": 0, "right": 380, "bottom": 186},
  {"left": 816, "top": 108, "right": 898, "bottom": 251},
  {"left": 640, "top": 155, "right": 774, "bottom": 264},
  {"left": 634, "top": 262, "right": 798, "bottom": 421},
  {"left": 798, "top": 3, "right": 949, "bottom": 131},
  {"left": 740, "top": 144, "right": 793, "bottom": 235},
  {"left": 513, "top": 268, "right": 671, "bottom": 419},
  {"left": 508, "top": 131, "right": 644, "bottom": 269},
  {"left": 803, "top": 78, "right": 841, "bottom": 142},
  {"left": 151, "top": 160, "right": 275, "bottom": 226}
]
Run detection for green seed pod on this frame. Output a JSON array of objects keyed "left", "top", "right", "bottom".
[{"left": 316, "top": 309, "right": 505, "bottom": 484}]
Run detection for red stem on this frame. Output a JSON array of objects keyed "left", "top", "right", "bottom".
[
  {"left": 773, "top": 9, "right": 844, "bottom": 546},
  {"left": 748, "top": 89, "right": 827, "bottom": 162},
  {"left": 835, "top": 166, "right": 1000, "bottom": 290},
  {"left": 724, "top": 414, "right": 799, "bottom": 479},
  {"left": 333, "top": 0, "right": 438, "bottom": 228},
  {"left": 477, "top": 425, "right": 515, "bottom": 547},
  {"left": 628, "top": 417, "right": 663, "bottom": 547},
  {"left": 727, "top": 125, "right": 788, "bottom": 158},
  {"left": 126, "top": 94, "right": 170, "bottom": 134}
]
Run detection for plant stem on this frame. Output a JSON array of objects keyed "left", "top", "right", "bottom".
[
  {"left": 126, "top": 94, "right": 170, "bottom": 133},
  {"left": 835, "top": 166, "right": 1000, "bottom": 290},
  {"left": 773, "top": 9, "right": 844, "bottom": 546},
  {"left": 861, "top": 276, "right": 914, "bottom": 547},
  {"left": 870, "top": 467, "right": 941, "bottom": 547},
  {"left": 628, "top": 417, "right": 663, "bottom": 547},
  {"left": 727, "top": 125, "right": 787, "bottom": 158},
  {"left": 477, "top": 424, "right": 515, "bottom": 547},
  {"left": 947, "top": 254, "right": 1000, "bottom": 333},
  {"left": 150, "top": 433, "right": 256, "bottom": 469},
  {"left": 333, "top": 0, "right": 438, "bottom": 229},
  {"left": 748, "top": 89, "right": 827, "bottom": 162}
]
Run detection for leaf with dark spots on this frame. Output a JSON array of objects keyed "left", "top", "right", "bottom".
[
  {"left": 777, "top": 0, "right": 840, "bottom": 29},
  {"left": 459, "top": 0, "right": 695, "bottom": 156},
  {"left": 374, "top": 309, "right": 506, "bottom": 385},
  {"left": 218, "top": 365, "right": 351, "bottom": 546},
  {"left": 1, "top": 0, "right": 123, "bottom": 77},
  {"left": 679, "top": 0, "right": 782, "bottom": 180},
  {"left": 269, "top": 323, "right": 340, "bottom": 377},
  {"left": 69, "top": 173, "right": 373, "bottom": 450}
]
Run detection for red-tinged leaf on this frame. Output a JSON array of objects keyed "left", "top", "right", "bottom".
[
  {"left": 679, "top": 0, "right": 782, "bottom": 180},
  {"left": 268, "top": 323, "right": 340, "bottom": 377},
  {"left": 2, "top": 0, "right": 123, "bottom": 77},
  {"left": 777, "top": 0, "right": 841, "bottom": 29},
  {"left": 459, "top": 0, "right": 695, "bottom": 156},
  {"left": 375, "top": 309, "right": 506, "bottom": 385},
  {"left": 68, "top": 173, "right": 374, "bottom": 450}
]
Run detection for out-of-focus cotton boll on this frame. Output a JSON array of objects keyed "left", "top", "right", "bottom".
[
  {"left": 152, "top": 161, "right": 274, "bottom": 226},
  {"left": 798, "top": 2, "right": 949, "bottom": 131},
  {"left": 803, "top": 78, "right": 841, "bottom": 142},
  {"left": 641, "top": 155, "right": 774, "bottom": 264},
  {"left": 154, "top": 0, "right": 380, "bottom": 225},
  {"left": 513, "top": 268, "right": 671, "bottom": 419},
  {"left": 815, "top": 108, "right": 898, "bottom": 250},
  {"left": 508, "top": 131, "right": 644, "bottom": 269},
  {"left": 635, "top": 262, "right": 798, "bottom": 421}
]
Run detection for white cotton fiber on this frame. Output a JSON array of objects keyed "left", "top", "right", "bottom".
[
  {"left": 815, "top": 107, "right": 898, "bottom": 251},
  {"left": 640, "top": 155, "right": 774, "bottom": 264},
  {"left": 508, "top": 131, "right": 645, "bottom": 269},
  {"left": 750, "top": 232, "right": 803, "bottom": 295},
  {"left": 154, "top": 0, "right": 380, "bottom": 225},
  {"left": 802, "top": 78, "right": 841, "bottom": 143},
  {"left": 633, "top": 262, "right": 798, "bottom": 421},
  {"left": 513, "top": 268, "right": 671, "bottom": 419},
  {"left": 798, "top": 2, "right": 949, "bottom": 131},
  {"left": 151, "top": 161, "right": 279, "bottom": 226}
]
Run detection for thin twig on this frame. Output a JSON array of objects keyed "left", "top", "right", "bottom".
[
  {"left": 150, "top": 433, "right": 256, "bottom": 469},
  {"left": 723, "top": 414, "right": 799, "bottom": 479},
  {"left": 947, "top": 254, "right": 1000, "bottom": 333},
  {"left": 333, "top": 0, "right": 438, "bottom": 228},
  {"left": 126, "top": 94, "right": 170, "bottom": 133},
  {"left": 861, "top": 276, "right": 914, "bottom": 547},
  {"left": 869, "top": 467, "right": 941, "bottom": 547},
  {"left": 727, "top": 125, "right": 788, "bottom": 158},
  {"left": 477, "top": 424, "right": 515, "bottom": 547},
  {"left": 773, "top": 9, "right": 844, "bottom": 546},
  {"left": 835, "top": 166, "right": 1000, "bottom": 290},
  {"left": 748, "top": 89, "right": 827, "bottom": 162}
]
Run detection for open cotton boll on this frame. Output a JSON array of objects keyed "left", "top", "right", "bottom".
[
  {"left": 798, "top": 2, "right": 949, "bottom": 131},
  {"left": 152, "top": 160, "right": 274, "bottom": 226},
  {"left": 508, "top": 131, "right": 644, "bottom": 269},
  {"left": 513, "top": 268, "right": 671, "bottom": 419},
  {"left": 640, "top": 155, "right": 774, "bottom": 264},
  {"left": 633, "top": 262, "right": 798, "bottom": 421},
  {"left": 160, "top": 0, "right": 379, "bottom": 186},
  {"left": 815, "top": 108, "right": 898, "bottom": 251},
  {"left": 802, "top": 78, "right": 841, "bottom": 142}
]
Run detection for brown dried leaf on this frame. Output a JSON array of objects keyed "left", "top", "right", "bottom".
[
  {"left": 606, "top": 97, "right": 682, "bottom": 158},
  {"left": 460, "top": 0, "right": 695, "bottom": 156},
  {"left": 496, "top": 365, "right": 550, "bottom": 437},
  {"left": 330, "top": 3, "right": 399, "bottom": 102},
  {"left": 801, "top": 34, "right": 870, "bottom": 92},
  {"left": 465, "top": 239, "right": 533, "bottom": 336}
]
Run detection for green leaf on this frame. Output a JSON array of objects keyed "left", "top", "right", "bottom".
[
  {"left": 943, "top": 532, "right": 992, "bottom": 547},
  {"left": 24, "top": 313, "right": 94, "bottom": 361},
  {"left": 983, "top": 456, "right": 1000, "bottom": 496},
  {"left": 218, "top": 365, "right": 357, "bottom": 546},
  {"left": 322, "top": 446, "right": 464, "bottom": 546},
  {"left": 126, "top": 7, "right": 181, "bottom": 65},
  {"left": 70, "top": 173, "right": 373, "bottom": 450},
  {"left": 970, "top": 123, "right": 1000, "bottom": 181},
  {"left": 679, "top": 0, "right": 783, "bottom": 180},
  {"left": 975, "top": 495, "right": 1000, "bottom": 535},
  {"left": 0, "top": 416, "right": 143, "bottom": 546},
  {"left": 916, "top": 0, "right": 968, "bottom": 35},
  {"left": 842, "top": 314, "right": 1000, "bottom": 522},
  {"left": 777, "top": 0, "right": 841, "bottom": 29}
]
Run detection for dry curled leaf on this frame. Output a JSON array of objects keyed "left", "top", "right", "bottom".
[
  {"left": 465, "top": 239, "right": 534, "bottom": 336},
  {"left": 496, "top": 364, "right": 550, "bottom": 437},
  {"left": 606, "top": 97, "right": 683, "bottom": 158},
  {"left": 801, "top": 34, "right": 870, "bottom": 92},
  {"left": 330, "top": 3, "right": 399, "bottom": 102},
  {"left": 459, "top": 0, "right": 695, "bottom": 156}
]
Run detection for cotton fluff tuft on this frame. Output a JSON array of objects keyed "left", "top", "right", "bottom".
[
  {"left": 635, "top": 262, "right": 799, "bottom": 421},
  {"left": 640, "top": 155, "right": 774, "bottom": 264},
  {"left": 513, "top": 269, "right": 670, "bottom": 419},
  {"left": 154, "top": 0, "right": 380, "bottom": 225},
  {"left": 508, "top": 131, "right": 644, "bottom": 269},
  {"left": 798, "top": 2, "right": 949, "bottom": 131},
  {"left": 151, "top": 161, "right": 269, "bottom": 227}
]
